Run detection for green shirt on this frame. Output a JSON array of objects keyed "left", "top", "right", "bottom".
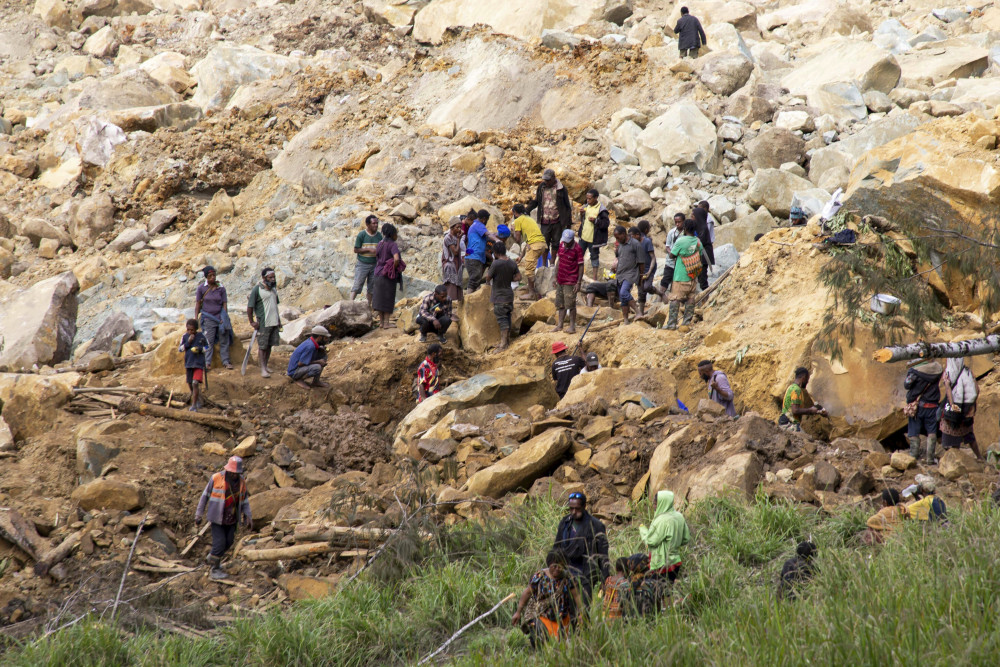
[
  {"left": 248, "top": 283, "right": 280, "bottom": 328},
  {"left": 354, "top": 230, "right": 383, "bottom": 265},
  {"left": 671, "top": 235, "right": 701, "bottom": 283},
  {"left": 782, "top": 383, "right": 804, "bottom": 423}
]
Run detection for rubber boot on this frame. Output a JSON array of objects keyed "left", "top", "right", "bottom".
[
  {"left": 206, "top": 554, "right": 228, "bottom": 580},
  {"left": 925, "top": 434, "right": 937, "bottom": 464},
  {"left": 907, "top": 435, "right": 920, "bottom": 459},
  {"left": 666, "top": 302, "right": 679, "bottom": 330},
  {"left": 682, "top": 301, "right": 696, "bottom": 325}
]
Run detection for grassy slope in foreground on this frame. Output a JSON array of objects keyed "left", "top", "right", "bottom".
[{"left": 7, "top": 493, "right": 1000, "bottom": 666}]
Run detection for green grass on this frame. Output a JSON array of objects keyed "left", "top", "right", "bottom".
[{"left": 8, "top": 493, "right": 1000, "bottom": 666}]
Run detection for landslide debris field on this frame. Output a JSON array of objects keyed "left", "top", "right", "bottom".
[{"left": 1, "top": 0, "right": 1000, "bottom": 655}]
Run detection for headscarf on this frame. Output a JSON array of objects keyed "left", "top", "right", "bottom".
[{"left": 638, "top": 490, "right": 691, "bottom": 571}]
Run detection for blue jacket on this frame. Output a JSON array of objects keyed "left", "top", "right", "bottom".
[
  {"left": 287, "top": 337, "right": 323, "bottom": 375},
  {"left": 181, "top": 332, "right": 208, "bottom": 369},
  {"left": 466, "top": 220, "right": 488, "bottom": 263}
]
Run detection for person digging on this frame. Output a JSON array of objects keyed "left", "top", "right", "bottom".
[{"left": 195, "top": 456, "right": 251, "bottom": 581}]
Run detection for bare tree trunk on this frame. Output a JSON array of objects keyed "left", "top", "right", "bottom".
[
  {"left": 241, "top": 542, "right": 333, "bottom": 561},
  {"left": 873, "top": 336, "right": 1000, "bottom": 363}
]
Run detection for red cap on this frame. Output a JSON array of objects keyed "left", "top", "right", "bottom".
[{"left": 551, "top": 341, "right": 567, "bottom": 354}]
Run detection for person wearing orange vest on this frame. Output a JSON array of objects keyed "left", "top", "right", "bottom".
[{"left": 195, "top": 456, "right": 251, "bottom": 580}]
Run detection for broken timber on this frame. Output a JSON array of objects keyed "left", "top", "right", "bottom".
[
  {"left": 873, "top": 336, "right": 1000, "bottom": 363},
  {"left": 117, "top": 396, "right": 241, "bottom": 430}
]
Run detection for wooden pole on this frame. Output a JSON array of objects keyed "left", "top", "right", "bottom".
[
  {"left": 117, "top": 396, "right": 241, "bottom": 430},
  {"left": 873, "top": 335, "right": 1000, "bottom": 363},
  {"left": 417, "top": 593, "right": 517, "bottom": 665},
  {"left": 113, "top": 515, "right": 147, "bottom": 621},
  {"left": 241, "top": 542, "right": 333, "bottom": 562},
  {"left": 34, "top": 530, "right": 83, "bottom": 578}
]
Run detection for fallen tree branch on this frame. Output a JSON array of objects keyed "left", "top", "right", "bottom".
[
  {"left": 695, "top": 264, "right": 736, "bottom": 306},
  {"left": 417, "top": 593, "right": 517, "bottom": 665},
  {"left": 241, "top": 542, "right": 333, "bottom": 562},
  {"left": 113, "top": 514, "right": 147, "bottom": 621},
  {"left": 0, "top": 508, "right": 50, "bottom": 561},
  {"left": 117, "top": 396, "right": 241, "bottom": 431},
  {"left": 180, "top": 523, "right": 211, "bottom": 556},
  {"left": 291, "top": 523, "right": 424, "bottom": 544},
  {"left": 34, "top": 530, "right": 83, "bottom": 578}
]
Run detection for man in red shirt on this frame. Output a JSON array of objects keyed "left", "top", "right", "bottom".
[
  {"left": 416, "top": 343, "right": 443, "bottom": 403},
  {"left": 553, "top": 229, "right": 585, "bottom": 333}
]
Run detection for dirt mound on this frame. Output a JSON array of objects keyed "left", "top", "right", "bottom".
[{"left": 284, "top": 408, "right": 391, "bottom": 475}]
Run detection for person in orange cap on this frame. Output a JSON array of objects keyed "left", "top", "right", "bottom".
[
  {"left": 195, "top": 456, "right": 251, "bottom": 580},
  {"left": 551, "top": 341, "right": 585, "bottom": 399}
]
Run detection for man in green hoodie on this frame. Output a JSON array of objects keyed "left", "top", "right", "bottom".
[{"left": 639, "top": 489, "right": 690, "bottom": 609}]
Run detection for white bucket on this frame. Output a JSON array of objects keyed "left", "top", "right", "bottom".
[{"left": 870, "top": 293, "right": 901, "bottom": 315}]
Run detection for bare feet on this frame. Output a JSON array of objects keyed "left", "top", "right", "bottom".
[
  {"left": 294, "top": 380, "right": 311, "bottom": 389},
  {"left": 310, "top": 380, "right": 330, "bottom": 389},
  {"left": 567, "top": 325, "right": 577, "bottom": 334},
  {"left": 261, "top": 369, "right": 271, "bottom": 378},
  {"left": 552, "top": 325, "right": 563, "bottom": 332}
]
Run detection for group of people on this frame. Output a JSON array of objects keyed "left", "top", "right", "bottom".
[
  {"left": 511, "top": 491, "right": 690, "bottom": 646},
  {"left": 903, "top": 357, "right": 983, "bottom": 464}
]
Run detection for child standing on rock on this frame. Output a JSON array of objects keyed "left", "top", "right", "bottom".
[{"left": 179, "top": 318, "right": 208, "bottom": 412}]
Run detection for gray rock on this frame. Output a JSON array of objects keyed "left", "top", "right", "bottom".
[
  {"left": 745, "top": 127, "right": 806, "bottom": 171},
  {"left": 107, "top": 227, "right": 149, "bottom": 252},
  {"left": 72, "top": 192, "right": 115, "bottom": 247},
  {"left": 279, "top": 300, "right": 373, "bottom": 346},
  {"left": 697, "top": 53, "right": 754, "bottom": 96},
  {"left": 617, "top": 188, "right": 654, "bottom": 217},
  {"left": 931, "top": 8, "right": 967, "bottom": 23},
  {"left": 747, "top": 169, "right": 818, "bottom": 218},
  {"left": 541, "top": 30, "right": 582, "bottom": 49},
  {"left": 610, "top": 146, "right": 638, "bottom": 165},
  {"left": 715, "top": 209, "right": 775, "bottom": 251},
  {"left": 603, "top": 0, "right": 632, "bottom": 25},
  {"left": 0, "top": 271, "right": 78, "bottom": 370},
  {"left": 863, "top": 90, "right": 894, "bottom": 113},
  {"left": 89, "top": 312, "right": 134, "bottom": 353}
]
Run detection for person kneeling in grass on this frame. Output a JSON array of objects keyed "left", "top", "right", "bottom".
[
  {"left": 861, "top": 488, "right": 908, "bottom": 545},
  {"left": 512, "top": 549, "right": 583, "bottom": 648}
]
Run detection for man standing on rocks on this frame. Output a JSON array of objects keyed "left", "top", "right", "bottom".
[
  {"left": 612, "top": 225, "right": 644, "bottom": 325},
  {"left": 526, "top": 168, "right": 572, "bottom": 266},
  {"left": 674, "top": 6, "right": 707, "bottom": 58},
  {"left": 247, "top": 267, "right": 281, "bottom": 378},
  {"left": 195, "top": 265, "right": 233, "bottom": 371},
  {"left": 903, "top": 359, "right": 943, "bottom": 463},
  {"left": 416, "top": 284, "right": 456, "bottom": 344},
  {"left": 633, "top": 221, "right": 657, "bottom": 317},
  {"left": 553, "top": 491, "right": 609, "bottom": 606},
  {"left": 578, "top": 189, "right": 609, "bottom": 280},
  {"left": 195, "top": 455, "right": 251, "bottom": 580},
  {"left": 779, "top": 367, "right": 827, "bottom": 430},
  {"left": 692, "top": 206, "right": 715, "bottom": 291},
  {"left": 655, "top": 213, "right": 685, "bottom": 302},
  {"left": 416, "top": 343, "right": 443, "bottom": 403},
  {"left": 441, "top": 219, "right": 465, "bottom": 303},
  {"left": 551, "top": 341, "right": 586, "bottom": 400},
  {"left": 350, "top": 215, "right": 382, "bottom": 308},
  {"left": 698, "top": 360, "right": 736, "bottom": 417},
  {"left": 286, "top": 326, "right": 330, "bottom": 389},
  {"left": 465, "top": 210, "right": 498, "bottom": 293},
  {"left": 485, "top": 245, "right": 520, "bottom": 351},
  {"left": 512, "top": 203, "right": 548, "bottom": 299},
  {"left": 553, "top": 229, "right": 584, "bottom": 333},
  {"left": 666, "top": 220, "right": 703, "bottom": 330}
]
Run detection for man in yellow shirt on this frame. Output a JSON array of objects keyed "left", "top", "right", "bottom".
[
  {"left": 577, "top": 188, "right": 609, "bottom": 280},
  {"left": 512, "top": 203, "right": 548, "bottom": 300}
]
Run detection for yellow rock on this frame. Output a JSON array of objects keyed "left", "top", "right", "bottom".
[
  {"left": 573, "top": 448, "right": 592, "bottom": 465},
  {"left": 232, "top": 435, "right": 257, "bottom": 457},
  {"left": 202, "top": 442, "right": 227, "bottom": 456}
]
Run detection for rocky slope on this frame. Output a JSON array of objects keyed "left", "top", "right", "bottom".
[{"left": 0, "top": 0, "right": 999, "bottom": 634}]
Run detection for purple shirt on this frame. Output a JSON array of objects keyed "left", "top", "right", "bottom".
[
  {"left": 196, "top": 283, "right": 227, "bottom": 317},
  {"left": 709, "top": 370, "right": 736, "bottom": 417},
  {"left": 375, "top": 238, "right": 401, "bottom": 277}
]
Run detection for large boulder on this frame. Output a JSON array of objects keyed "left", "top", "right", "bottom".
[
  {"left": 557, "top": 367, "right": 677, "bottom": 410},
  {"left": 413, "top": 0, "right": 605, "bottom": 44},
  {"left": 745, "top": 127, "right": 806, "bottom": 171},
  {"left": 32, "top": 0, "right": 73, "bottom": 29},
  {"left": 71, "top": 479, "right": 144, "bottom": 511},
  {"left": 457, "top": 286, "right": 522, "bottom": 354},
  {"left": 0, "top": 272, "right": 78, "bottom": 370},
  {"left": 279, "top": 301, "right": 372, "bottom": 346},
  {"left": 248, "top": 487, "right": 307, "bottom": 528},
  {"left": 808, "top": 112, "right": 923, "bottom": 187},
  {"left": 190, "top": 45, "right": 302, "bottom": 112},
  {"left": 697, "top": 53, "right": 753, "bottom": 96},
  {"left": 150, "top": 329, "right": 246, "bottom": 377},
  {"left": 89, "top": 312, "right": 135, "bottom": 353},
  {"left": 75, "top": 419, "right": 130, "bottom": 483},
  {"left": 70, "top": 192, "right": 115, "bottom": 247},
  {"left": 897, "top": 47, "right": 989, "bottom": 86},
  {"left": 437, "top": 196, "right": 504, "bottom": 230},
  {"left": 19, "top": 218, "right": 71, "bottom": 248},
  {"left": 715, "top": 208, "right": 776, "bottom": 251},
  {"left": 636, "top": 102, "right": 717, "bottom": 171},
  {"left": 394, "top": 366, "right": 558, "bottom": 452},
  {"left": 76, "top": 69, "right": 180, "bottom": 111},
  {"left": 725, "top": 83, "right": 781, "bottom": 124},
  {"left": 466, "top": 428, "right": 574, "bottom": 497},
  {"left": 746, "top": 169, "right": 817, "bottom": 218},
  {"left": 781, "top": 38, "right": 901, "bottom": 97},
  {"left": 648, "top": 426, "right": 689, "bottom": 497},
  {"left": 0, "top": 373, "right": 79, "bottom": 440}
]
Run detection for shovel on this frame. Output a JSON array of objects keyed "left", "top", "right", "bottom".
[{"left": 241, "top": 329, "right": 257, "bottom": 376}]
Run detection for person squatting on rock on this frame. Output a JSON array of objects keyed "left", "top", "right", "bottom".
[
  {"left": 373, "top": 223, "right": 404, "bottom": 329},
  {"left": 903, "top": 359, "right": 943, "bottom": 463},
  {"left": 698, "top": 359, "right": 736, "bottom": 417},
  {"left": 350, "top": 214, "right": 383, "bottom": 307},
  {"left": 179, "top": 318, "right": 208, "bottom": 412},
  {"left": 247, "top": 267, "right": 281, "bottom": 378},
  {"left": 512, "top": 549, "right": 583, "bottom": 649},
  {"left": 612, "top": 225, "right": 644, "bottom": 325},
  {"left": 578, "top": 188, "right": 609, "bottom": 280},
  {"left": 666, "top": 219, "right": 703, "bottom": 330},
  {"left": 632, "top": 221, "right": 657, "bottom": 317},
  {"left": 778, "top": 367, "right": 827, "bottom": 431},
  {"left": 639, "top": 490, "right": 690, "bottom": 610},
  {"left": 940, "top": 357, "right": 983, "bottom": 461},
  {"left": 778, "top": 541, "right": 817, "bottom": 600},
  {"left": 195, "top": 456, "right": 251, "bottom": 580},
  {"left": 286, "top": 325, "right": 330, "bottom": 390},
  {"left": 552, "top": 491, "right": 610, "bottom": 607},
  {"left": 551, "top": 341, "right": 586, "bottom": 400},
  {"left": 416, "top": 343, "right": 443, "bottom": 403},
  {"left": 441, "top": 219, "right": 465, "bottom": 303},
  {"left": 525, "top": 168, "right": 573, "bottom": 266},
  {"left": 416, "top": 285, "right": 456, "bottom": 344},
  {"left": 512, "top": 203, "right": 548, "bottom": 299},
  {"left": 674, "top": 5, "right": 707, "bottom": 58},
  {"left": 553, "top": 229, "right": 584, "bottom": 334},
  {"left": 485, "top": 244, "right": 520, "bottom": 351},
  {"left": 195, "top": 265, "right": 233, "bottom": 371}
]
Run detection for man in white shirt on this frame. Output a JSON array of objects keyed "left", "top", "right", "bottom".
[{"left": 654, "top": 213, "right": 685, "bottom": 301}]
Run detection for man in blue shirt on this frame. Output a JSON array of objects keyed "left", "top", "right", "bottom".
[
  {"left": 465, "top": 209, "right": 500, "bottom": 293},
  {"left": 287, "top": 326, "right": 330, "bottom": 389}
]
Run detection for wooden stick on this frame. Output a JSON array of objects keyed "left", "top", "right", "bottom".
[
  {"left": 113, "top": 515, "right": 147, "bottom": 620},
  {"left": 34, "top": 530, "right": 83, "bottom": 578},
  {"left": 117, "top": 397, "right": 241, "bottom": 431},
  {"left": 72, "top": 387, "right": 146, "bottom": 394},
  {"left": 180, "top": 523, "right": 211, "bottom": 557},
  {"left": 694, "top": 264, "right": 736, "bottom": 306},
  {"left": 291, "top": 524, "right": 411, "bottom": 544},
  {"left": 241, "top": 542, "right": 333, "bottom": 562},
  {"left": 417, "top": 593, "right": 517, "bottom": 665}
]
